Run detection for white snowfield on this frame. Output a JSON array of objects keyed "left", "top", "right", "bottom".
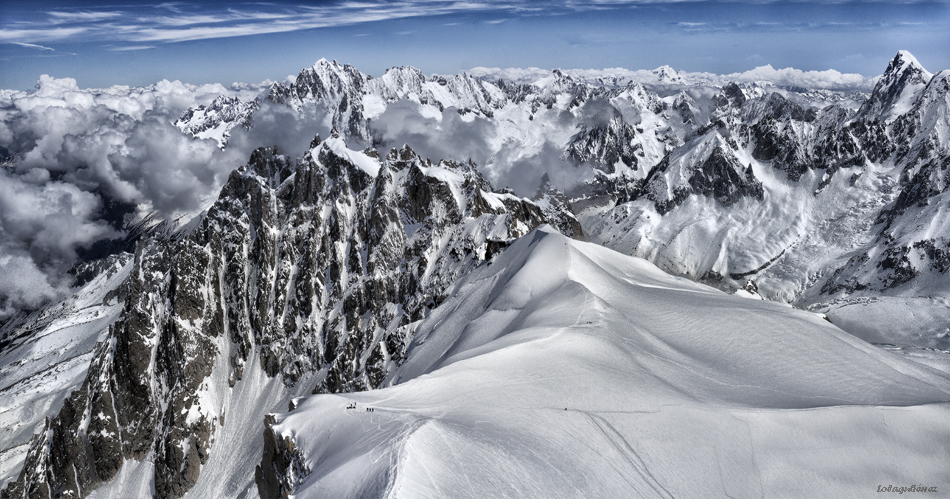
[{"left": 269, "top": 227, "right": 950, "bottom": 499}]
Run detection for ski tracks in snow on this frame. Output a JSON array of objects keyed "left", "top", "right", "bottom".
[{"left": 581, "top": 411, "right": 675, "bottom": 499}]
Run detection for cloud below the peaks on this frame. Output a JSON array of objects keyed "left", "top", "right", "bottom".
[
  {"left": 370, "top": 100, "right": 591, "bottom": 195},
  {"left": 0, "top": 75, "right": 273, "bottom": 319},
  {"left": 0, "top": 72, "right": 590, "bottom": 319}
]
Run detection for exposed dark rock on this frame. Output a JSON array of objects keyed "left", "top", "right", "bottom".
[
  {"left": 566, "top": 115, "right": 641, "bottom": 172},
  {"left": 6, "top": 137, "right": 578, "bottom": 499},
  {"left": 643, "top": 133, "right": 763, "bottom": 216}
]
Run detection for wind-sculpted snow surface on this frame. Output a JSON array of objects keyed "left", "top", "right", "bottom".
[
  {"left": 1, "top": 135, "right": 578, "bottom": 499},
  {"left": 258, "top": 227, "right": 950, "bottom": 499}
]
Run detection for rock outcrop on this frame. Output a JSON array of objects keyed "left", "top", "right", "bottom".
[{"left": 2, "top": 134, "right": 578, "bottom": 499}]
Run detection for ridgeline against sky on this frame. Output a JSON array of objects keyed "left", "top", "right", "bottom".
[{"left": 1, "top": 0, "right": 949, "bottom": 89}]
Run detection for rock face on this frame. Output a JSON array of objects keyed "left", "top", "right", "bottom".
[
  {"left": 174, "top": 95, "right": 259, "bottom": 147},
  {"left": 822, "top": 66, "right": 950, "bottom": 296},
  {"left": 2, "top": 134, "right": 578, "bottom": 499},
  {"left": 858, "top": 50, "right": 932, "bottom": 122},
  {"left": 638, "top": 129, "right": 764, "bottom": 215},
  {"left": 566, "top": 115, "right": 642, "bottom": 172},
  {"left": 579, "top": 52, "right": 950, "bottom": 349},
  {"left": 0, "top": 253, "right": 132, "bottom": 496},
  {"left": 268, "top": 59, "right": 373, "bottom": 140},
  {"left": 5, "top": 50, "right": 950, "bottom": 499}
]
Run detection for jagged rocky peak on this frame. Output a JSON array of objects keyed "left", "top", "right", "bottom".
[
  {"left": 742, "top": 91, "right": 816, "bottom": 124},
  {"left": 267, "top": 58, "right": 372, "bottom": 139},
  {"left": 174, "top": 94, "right": 259, "bottom": 148},
  {"left": 670, "top": 91, "right": 698, "bottom": 124},
  {"left": 535, "top": 68, "right": 584, "bottom": 97},
  {"left": 438, "top": 71, "right": 509, "bottom": 116},
  {"left": 859, "top": 50, "right": 933, "bottom": 121},
  {"left": 566, "top": 114, "right": 642, "bottom": 172},
  {"left": 710, "top": 81, "right": 757, "bottom": 127},
  {"left": 652, "top": 65, "right": 685, "bottom": 84},
  {"left": 715, "top": 81, "right": 748, "bottom": 108},
  {"left": 533, "top": 173, "right": 584, "bottom": 238},
  {"left": 884, "top": 50, "right": 932, "bottom": 86},
  {"left": 374, "top": 65, "right": 428, "bottom": 99},
  {"left": 3, "top": 134, "right": 578, "bottom": 499},
  {"left": 616, "top": 81, "right": 663, "bottom": 114},
  {"left": 271, "top": 58, "right": 370, "bottom": 105},
  {"left": 822, "top": 65, "right": 950, "bottom": 298},
  {"left": 642, "top": 129, "right": 762, "bottom": 214}
]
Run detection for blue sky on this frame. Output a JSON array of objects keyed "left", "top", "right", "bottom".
[{"left": 1, "top": 1, "right": 948, "bottom": 89}]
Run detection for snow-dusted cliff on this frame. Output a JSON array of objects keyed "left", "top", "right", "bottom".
[
  {"left": 1, "top": 133, "right": 577, "bottom": 499},
  {"left": 258, "top": 227, "right": 950, "bottom": 498},
  {"left": 3, "top": 50, "right": 949, "bottom": 499}
]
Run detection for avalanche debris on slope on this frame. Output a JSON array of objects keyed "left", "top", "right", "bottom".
[{"left": 258, "top": 227, "right": 950, "bottom": 499}]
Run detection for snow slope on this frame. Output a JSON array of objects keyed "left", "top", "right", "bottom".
[
  {"left": 1, "top": 135, "right": 580, "bottom": 499},
  {"left": 580, "top": 52, "right": 950, "bottom": 352},
  {"left": 0, "top": 256, "right": 131, "bottom": 491},
  {"left": 261, "top": 227, "right": 950, "bottom": 499}
]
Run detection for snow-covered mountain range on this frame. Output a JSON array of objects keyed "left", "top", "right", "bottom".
[
  {"left": 2, "top": 51, "right": 949, "bottom": 499},
  {"left": 174, "top": 51, "right": 949, "bottom": 348},
  {"left": 584, "top": 51, "right": 950, "bottom": 349}
]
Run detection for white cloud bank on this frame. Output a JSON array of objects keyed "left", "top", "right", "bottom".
[
  {"left": 0, "top": 53, "right": 880, "bottom": 319},
  {"left": 470, "top": 64, "right": 877, "bottom": 91},
  {"left": 0, "top": 75, "right": 271, "bottom": 318}
]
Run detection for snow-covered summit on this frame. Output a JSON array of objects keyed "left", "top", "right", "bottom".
[
  {"left": 258, "top": 226, "right": 950, "bottom": 498},
  {"left": 651, "top": 64, "right": 685, "bottom": 84},
  {"left": 859, "top": 50, "right": 933, "bottom": 121}
]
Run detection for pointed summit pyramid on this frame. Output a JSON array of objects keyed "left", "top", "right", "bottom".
[
  {"left": 859, "top": 50, "right": 933, "bottom": 121},
  {"left": 652, "top": 65, "right": 685, "bottom": 84}
]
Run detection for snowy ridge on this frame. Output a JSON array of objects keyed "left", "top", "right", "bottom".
[
  {"left": 174, "top": 95, "right": 259, "bottom": 148},
  {"left": 3, "top": 50, "right": 950, "bottom": 499},
  {"left": 859, "top": 50, "right": 933, "bottom": 122},
  {"left": 582, "top": 52, "right": 950, "bottom": 350},
  {"left": 0, "top": 255, "right": 131, "bottom": 491},
  {"left": 1, "top": 135, "right": 578, "bottom": 499},
  {"left": 259, "top": 227, "right": 950, "bottom": 499}
]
